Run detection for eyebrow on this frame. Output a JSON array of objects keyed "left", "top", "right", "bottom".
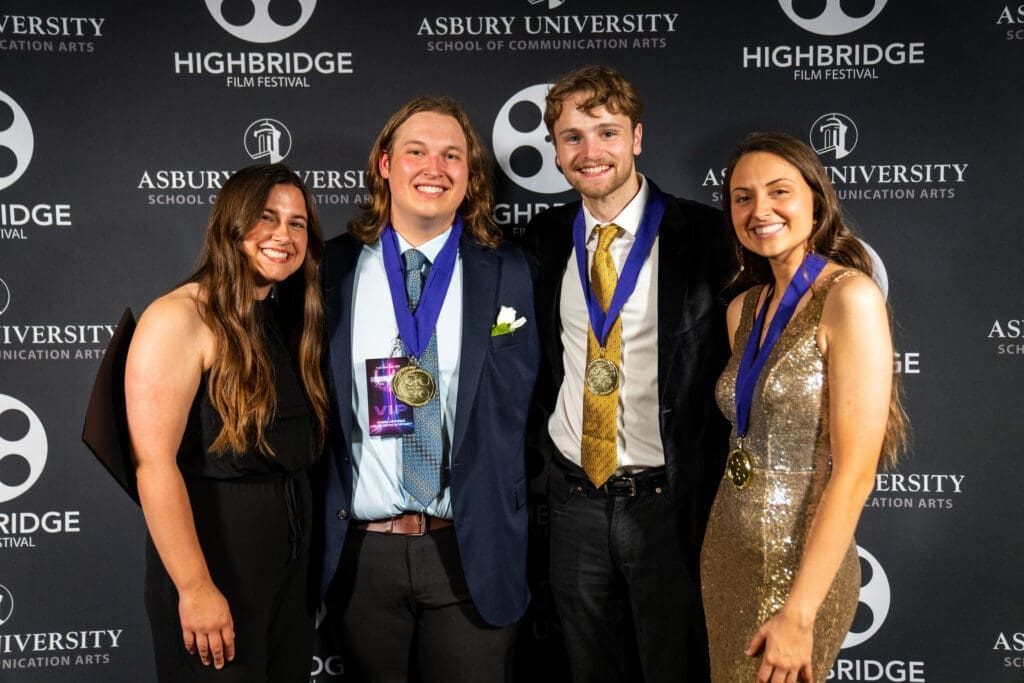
[
  {"left": 263, "top": 207, "right": 308, "bottom": 221},
  {"left": 399, "top": 138, "right": 466, "bottom": 153},
  {"left": 731, "top": 177, "right": 792, "bottom": 192},
  {"left": 559, "top": 121, "right": 624, "bottom": 134}
]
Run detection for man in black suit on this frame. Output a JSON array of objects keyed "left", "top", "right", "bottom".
[{"left": 527, "top": 65, "right": 730, "bottom": 682}]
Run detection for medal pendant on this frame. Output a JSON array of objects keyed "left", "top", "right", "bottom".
[
  {"left": 726, "top": 448, "right": 753, "bottom": 490},
  {"left": 585, "top": 357, "right": 619, "bottom": 396},
  {"left": 392, "top": 363, "right": 436, "bottom": 407}
]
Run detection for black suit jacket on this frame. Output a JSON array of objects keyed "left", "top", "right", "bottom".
[{"left": 527, "top": 179, "right": 731, "bottom": 574}]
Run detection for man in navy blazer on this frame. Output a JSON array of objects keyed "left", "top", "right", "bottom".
[
  {"left": 316, "top": 96, "right": 539, "bottom": 682},
  {"left": 527, "top": 66, "right": 731, "bottom": 682}
]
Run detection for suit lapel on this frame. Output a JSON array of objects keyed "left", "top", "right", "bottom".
[
  {"left": 656, "top": 197, "right": 693, "bottom": 406},
  {"left": 451, "top": 238, "right": 498, "bottom": 461},
  {"left": 325, "top": 237, "right": 362, "bottom": 453},
  {"left": 543, "top": 211, "right": 576, "bottom": 386}
]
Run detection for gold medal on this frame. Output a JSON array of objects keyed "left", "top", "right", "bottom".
[
  {"left": 585, "top": 357, "right": 619, "bottom": 396},
  {"left": 726, "top": 447, "right": 753, "bottom": 490},
  {"left": 392, "top": 363, "right": 436, "bottom": 407}
]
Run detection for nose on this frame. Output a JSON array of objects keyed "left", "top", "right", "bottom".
[
  {"left": 423, "top": 153, "right": 443, "bottom": 176},
  {"left": 580, "top": 135, "right": 598, "bottom": 159},
  {"left": 271, "top": 220, "right": 290, "bottom": 242},
  {"left": 752, "top": 192, "right": 772, "bottom": 218}
]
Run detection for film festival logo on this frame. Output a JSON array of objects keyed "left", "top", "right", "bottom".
[
  {"left": 492, "top": 83, "right": 571, "bottom": 195},
  {"left": 779, "top": 0, "right": 888, "bottom": 36},
  {"left": 0, "top": 584, "right": 13, "bottom": 626},
  {"left": 842, "top": 546, "right": 891, "bottom": 649},
  {"left": 0, "top": 90, "right": 34, "bottom": 192},
  {"left": 205, "top": 0, "right": 318, "bottom": 43},
  {"left": 244, "top": 118, "right": 292, "bottom": 163},
  {"left": 810, "top": 112, "right": 859, "bottom": 161},
  {"left": 0, "top": 394, "right": 48, "bottom": 504},
  {"left": 832, "top": 546, "right": 928, "bottom": 680},
  {"left": 0, "top": 278, "right": 10, "bottom": 316}
]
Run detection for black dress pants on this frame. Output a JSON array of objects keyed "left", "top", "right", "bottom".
[
  {"left": 547, "top": 459, "right": 710, "bottom": 683},
  {"left": 145, "top": 473, "right": 314, "bottom": 682},
  {"left": 326, "top": 525, "right": 516, "bottom": 683}
]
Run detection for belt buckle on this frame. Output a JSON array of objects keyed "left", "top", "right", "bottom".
[
  {"left": 407, "top": 512, "right": 427, "bottom": 536},
  {"left": 602, "top": 476, "right": 637, "bottom": 497}
]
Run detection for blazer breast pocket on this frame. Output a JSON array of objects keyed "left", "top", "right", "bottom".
[{"left": 490, "top": 332, "right": 522, "bottom": 351}]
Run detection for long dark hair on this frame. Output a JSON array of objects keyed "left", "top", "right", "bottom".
[
  {"left": 722, "top": 131, "right": 873, "bottom": 290},
  {"left": 722, "top": 132, "right": 907, "bottom": 466},
  {"left": 187, "top": 163, "right": 327, "bottom": 455}
]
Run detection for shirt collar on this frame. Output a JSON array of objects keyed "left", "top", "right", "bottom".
[
  {"left": 583, "top": 174, "right": 649, "bottom": 244},
  {"left": 373, "top": 224, "right": 454, "bottom": 263}
]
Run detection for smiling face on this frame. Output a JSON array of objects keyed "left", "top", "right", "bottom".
[
  {"left": 729, "top": 151, "right": 817, "bottom": 273},
  {"left": 552, "top": 92, "right": 642, "bottom": 221},
  {"left": 379, "top": 110, "right": 469, "bottom": 244},
  {"left": 241, "top": 183, "right": 309, "bottom": 299}
]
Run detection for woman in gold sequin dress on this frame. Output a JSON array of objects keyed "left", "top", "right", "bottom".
[{"left": 701, "top": 132, "right": 906, "bottom": 683}]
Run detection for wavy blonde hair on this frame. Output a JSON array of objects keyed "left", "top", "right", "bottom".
[{"left": 347, "top": 95, "right": 500, "bottom": 248}]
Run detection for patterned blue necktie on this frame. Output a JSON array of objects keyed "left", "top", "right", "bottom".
[{"left": 401, "top": 249, "right": 444, "bottom": 507}]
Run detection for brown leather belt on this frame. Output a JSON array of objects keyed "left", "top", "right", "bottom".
[{"left": 349, "top": 512, "right": 453, "bottom": 536}]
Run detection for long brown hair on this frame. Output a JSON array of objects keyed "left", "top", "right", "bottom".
[
  {"left": 347, "top": 95, "right": 501, "bottom": 248},
  {"left": 722, "top": 132, "right": 907, "bottom": 466},
  {"left": 188, "top": 163, "right": 327, "bottom": 456}
]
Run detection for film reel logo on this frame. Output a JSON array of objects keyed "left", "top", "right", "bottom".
[
  {"left": 0, "top": 90, "right": 34, "bottom": 192},
  {"left": 205, "top": 0, "right": 318, "bottom": 43},
  {"left": 0, "top": 394, "right": 48, "bottom": 504},
  {"left": 842, "top": 545, "right": 891, "bottom": 648},
  {"left": 0, "top": 278, "right": 10, "bottom": 316},
  {"left": 778, "top": 0, "right": 889, "bottom": 36},
  {"left": 492, "top": 84, "right": 571, "bottom": 195},
  {"left": 0, "top": 584, "right": 12, "bottom": 626}
]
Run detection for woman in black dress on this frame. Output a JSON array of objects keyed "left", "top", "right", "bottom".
[{"left": 125, "top": 164, "right": 328, "bottom": 681}]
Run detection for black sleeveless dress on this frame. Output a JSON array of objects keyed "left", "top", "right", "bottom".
[{"left": 144, "top": 298, "right": 316, "bottom": 682}]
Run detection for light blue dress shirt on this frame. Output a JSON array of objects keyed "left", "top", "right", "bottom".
[{"left": 348, "top": 227, "right": 462, "bottom": 520}]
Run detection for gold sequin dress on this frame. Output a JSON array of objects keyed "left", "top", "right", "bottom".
[{"left": 701, "top": 270, "right": 859, "bottom": 683}]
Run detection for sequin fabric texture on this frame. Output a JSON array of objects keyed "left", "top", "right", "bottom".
[{"left": 701, "top": 270, "right": 860, "bottom": 683}]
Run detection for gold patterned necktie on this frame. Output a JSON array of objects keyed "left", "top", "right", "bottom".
[{"left": 581, "top": 224, "right": 622, "bottom": 487}]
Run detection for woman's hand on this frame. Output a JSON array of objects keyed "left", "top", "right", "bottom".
[
  {"left": 746, "top": 607, "right": 814, "bottom": 683},
  {"left": 178, "top": 580, "right": 235, "bottom": 668}
]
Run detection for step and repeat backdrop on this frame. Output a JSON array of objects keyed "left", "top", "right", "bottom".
[{"left": 2, "top": 1, "right": 1022, "bottom": 681}]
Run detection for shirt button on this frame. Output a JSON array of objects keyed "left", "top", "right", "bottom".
[{"left": 337, "top": 509, "right": 349, "bottom": 520}]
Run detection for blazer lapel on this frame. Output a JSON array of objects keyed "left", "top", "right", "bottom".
[
  {"left": 451, "top": 238, "right": 498, "bottom": 461},
  {"left": 656, "top": 196, "right": 694, "bottom": 406},
  {"left": 325, "top": 238, "right": 361, "bottom": 453}
]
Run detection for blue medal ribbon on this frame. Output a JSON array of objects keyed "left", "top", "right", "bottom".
[
  {"left": 381, "top": 216, "right": 463, "bottom": 360},
  {"left": 572, "top": 180, "right": 666, "bottom": 347},
  {"left": 734, "top": 252, "right": 827, "bottom": 439}
]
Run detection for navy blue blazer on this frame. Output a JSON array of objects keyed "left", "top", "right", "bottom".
[
  {"left": 315, "top": 230, "right": 539, "bottom": 628},
  {"left": 526, "top": 180, "right": 732, "bottom": 575}
]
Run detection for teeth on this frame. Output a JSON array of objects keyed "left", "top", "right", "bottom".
[
  {"left": 579, "top": 165, "right": 609, "bottom": 175},
  {"left": 753, "top": 223, "right": 783, "bottom": 236},
  {"left": 262, "top": 248, "right": 290, "bottom": 260},
  {"left": 416, "top": 185, "right": 444, "bottom": 194}
]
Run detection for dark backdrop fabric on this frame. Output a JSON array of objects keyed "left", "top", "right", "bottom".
[{"left": 1, "top": 2, "right": 1022, "bottom": 681}]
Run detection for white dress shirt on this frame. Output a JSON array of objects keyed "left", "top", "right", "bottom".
[{"left": 549, "top": 176, "right": 665, "bottom": 469}]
